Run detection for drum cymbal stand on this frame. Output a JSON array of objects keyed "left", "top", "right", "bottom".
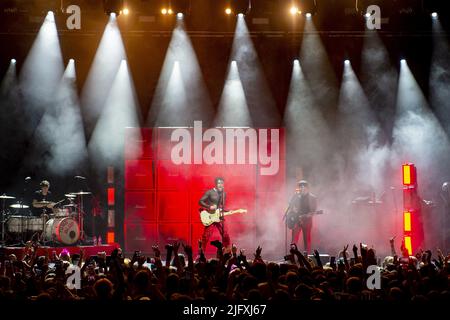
[
  {"left": 77, "top": 194, "right": 86, "bottom": 244},
  {"left": 1, "top": 198, "right": 7, "bottom": 246},
  {"left": 37, "top": 208, "right": 50, "bottom": 246}
]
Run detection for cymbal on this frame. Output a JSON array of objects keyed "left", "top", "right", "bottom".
[
  {"left": 0, "top": 194, "right": 15, "bottom": 199},
  {"left": 65, "top": 194, "right": 76, "bottom": 198},
  {"left": 10, "top": 204, "right": 29, "bottom": 209},
  {"left": 69, "top": 191, "right": 92, "bottom": 195},
  {"left": 63, "top": 204, "right": 77, "bottom": 207},
  {"left": 34, "top": 201, "right": 53, "bottom": 205}
]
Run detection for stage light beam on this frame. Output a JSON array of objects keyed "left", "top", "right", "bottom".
[
  {"left": 147, "top": 17, "right": 213, "bottom": 127},
  {"left": 80, "top": 13, "right": 127, "bottom": 138}
]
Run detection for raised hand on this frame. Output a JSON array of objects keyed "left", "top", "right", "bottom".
[
  {"left": 182, "top": 243, "right": 193, "bottom": 257},
  {"left": 232, "top": 244, "right": 238, "bottom": 257},
  {"left": 173, "top": 242, "right": 180, "bottom": 253},
  {"left": 254, "top": 245, "right": 262, "bottom": 259},
  {"left": 390, "top": 236, "right": 396, "bottom": 244},
  {"left": 152, "top": 245, "right": 161, "bottom": 258},
  {"left": 343, "top": 244, "right": 349, "bottom": 258},
  {"left": 343, "top": 244, "right": 349, "bottom": 252},
  {"left": 239, "top": 249, "right": 246, "bottom": 260},
  {"left": 290, "top": 243, "right": 299, "bottom": 255}
]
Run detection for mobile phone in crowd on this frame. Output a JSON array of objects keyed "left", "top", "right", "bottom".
[{"left": 330, "top": 256, "right": 336, "bottom": 265}]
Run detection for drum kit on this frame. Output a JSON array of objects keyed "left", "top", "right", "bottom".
[{"left": 0, "top": 191, "right": 91, "bottom": 246}]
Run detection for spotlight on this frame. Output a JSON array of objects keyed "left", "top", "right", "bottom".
[
  {"left": 400, "top": 59, "right": 406, "bottom": 64},
  {"left": 69, "top": 58, "right": 74, "bottom": 63},
  {"left": 177, "top": 12, "right": 183, "bottom": 19},
  {"left": 161, "top": 0, "right": 191, "bottom": 16},
  {"left": 344, "top": 59, "right": 350, "bottom": 65},
  {"left": 103, "top": 0, "right": 124, "bottom": 17},
  {"left": 238, "top": 13, "right": 244, "bottom": 18},
  {"left": 431, "top": 12, "right": 438, "bottom": 19},
  {"left": 11, "top": 58, "right": 16, "bottom": 64},
  {"left": 300, "top": 0, "right": 317, "bottom": 17},
  {"left": 231, "top": 60, "right": 237, "bottom": 67},
  {"left": 225, "top": 8, "right": 232, "bottom": 15},
  {"left": 227, "top": 0, "right": 250, "bottom": 16},
  {"left": 365, "top": 12, "right": 371, "bottom": 18},
  {"left": 46, "top": 11, "right": 55, "bottom": 22},
  {"left": 290, "top": 6, "right": 299, "bottom": 15},
  {"left": 123, "top": 8, "right": 129, "bottom": 15},
  {"left": 293, "top": 59, "right": 299, "bottom": 65}
]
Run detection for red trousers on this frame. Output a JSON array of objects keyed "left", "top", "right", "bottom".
[
  {"left": 291, "top": 217, "right": 312, "bottom": 253},
  {"left": 201, "top": 222, "right": 230, "bottom": 251}
]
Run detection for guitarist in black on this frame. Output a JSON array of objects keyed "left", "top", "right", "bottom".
[
  {"left": 288, "top": 180, "right": 317, "bottom": 253},
  {"left": 199, "top": 177, "right": 230, "bottom": 252}
]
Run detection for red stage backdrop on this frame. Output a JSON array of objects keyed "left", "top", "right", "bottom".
[{"left": 124, "top": 123, "right": 286, "bottom": 255}]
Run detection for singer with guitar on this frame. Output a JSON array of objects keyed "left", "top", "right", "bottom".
[
  {"left": 198, "top": 177, "right": 246, "bottom": 252},
  {"left": 287, "top": 180, "right": 320, "bottom": 254}
]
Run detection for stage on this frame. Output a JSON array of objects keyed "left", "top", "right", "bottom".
[{"left": 0, "top": 243, "right": 120, "bottom": 260}]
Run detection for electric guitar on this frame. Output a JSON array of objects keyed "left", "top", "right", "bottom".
[
  {"left": 200, "top": 208, "right": 247, "bottom": 226},
  {"left": 286, "top": 210, "right": 323, "bottom": 230}
]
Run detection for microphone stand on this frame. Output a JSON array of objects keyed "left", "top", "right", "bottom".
[
  {"left": 283, "top": 194, "right": 295, "bottom": 257},
  {"left": 75, "top": 176, "right": 90, "bottom": 245},
  {"left": 0, "top": 196, "right": 6, "bottom": 245},
  {"left": 390, "top": 187, "right": 399, "bottom": 240}
]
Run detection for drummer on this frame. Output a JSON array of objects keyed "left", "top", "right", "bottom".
[{"left": 32, "top": 180, "right": 55, "bottom": 216}]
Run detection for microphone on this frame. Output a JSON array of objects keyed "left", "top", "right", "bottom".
[{"left": 75, "top": 176, "right": 86, "bottom": 180}]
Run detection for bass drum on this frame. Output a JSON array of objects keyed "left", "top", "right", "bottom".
[
  {"left": 6, "top": 216, "right": 26, "bottom": 233},
  {"left": 44, "top": 217, "right": 80, "bottom": 245}
]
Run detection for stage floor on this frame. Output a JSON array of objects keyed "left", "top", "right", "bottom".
[{"left": 1, "top": 243, "right": 120, "bottom": 260}]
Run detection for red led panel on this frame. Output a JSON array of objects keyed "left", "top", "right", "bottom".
[
  {"left": 124, "top": 127, "right": 286, "bottom": 253},
  {"left": 402, "top": 163, "right": 416, "bottom": 186},
  {"left": 125, "top": 160, "right": 154, "bottom": 190},
  {"left": 106, "top": 231, "right": 115, "bottom": 244},
  {"left": 125, "top": 191, "right": 156, "bottom": 222},
  {"left": 157, "top": 191, "right": 189, "bottom": 222},
  {"left": 189, "top": 164, "right": 228, "bottom": 190},
  {"left": 158, "top": 223, "right": 190, "bottom": 245},
  {"left": 125, "top": 127, "right": 155, "bottom": 160},
  {"left": 124, "top": 223, "right": 158, "bottom": 253},
  {"left": 156, "top": 160, "right": 190, "bottom": 190},
  {"left": 257, "top": 160, "right": 286, "bottom": 192},
  {"left": 107, "top": 188, "right": 115, "bottom": 206}
]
